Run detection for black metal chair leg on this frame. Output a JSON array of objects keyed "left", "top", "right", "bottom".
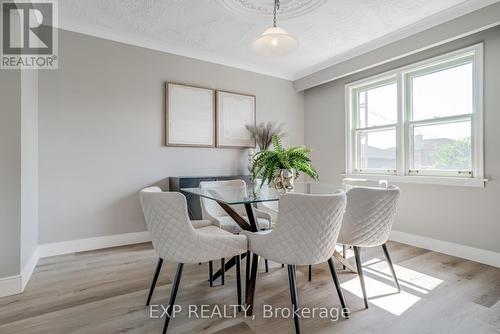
[
  {"left": 287, "top": 265, "right": 301, "bottom": 334},
  {"left": 342, "top": 244, "right": 346, "bottom": 270},
  {"left": 235, "top": 255, "right": 242, "bottom": 312},
  {"left": 265, "top": 259, "right": 269, "bottom": 272},
  {"left": 162, "top": 263, "right": 183, "bottom": 334},
  {"left": 308, "top": 265, "right": 312, "bottom": 281},
  {"left": 353, "top": 246, "right": 368, "bottom": 309},
  {"left": 221, "top": 258, "right": 225, "bottom": 285},
  {"left": 246, "top": 251, "right": 251, "bottom": 282},
  {"left": 209, "top": 261, "right": 213, "bottom": 287},
  {"left": 146, "top": 258, "right": 163, "bottom": 306},
  {"left": 382, "top": 243, "right": 401, "bottom": 292},
  {"left": 245, "top": 253, "right": 260, "bottom": 316},
  {"left": 293, "top": 264, "right": 298, "bottom": 292},
  {"left": 327, "top": 257, "right": 349, "bottom": 318}
]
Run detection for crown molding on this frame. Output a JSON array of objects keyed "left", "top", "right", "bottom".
[
  {"left": 58, "top": 0, "right": 499, "bottom": 82},
  {"left": 58, "top": 18, "right": 294, "bottom": 81}
]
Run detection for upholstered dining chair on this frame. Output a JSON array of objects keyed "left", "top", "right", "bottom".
[
  {"left": 200, "top": 179, "right": 273, "bottom": 273},
  {"left": 142, "top": 187, "right": 218, "bottom": 305},
  {"left": 140, "top": 187, "right": 247, "bottom": 334},
  {"left": 255, "top": 200, "right": 281, "bottom": 271},
  {"left": 256, "top": 200, "right": 278, "bottom": 227},
  {"left": 243, "top": 192, "right": 348, "bottom": 334},
  {"left": 337, "top": 185, "right": 401, "bottom": 309},
  {"left": 338, "top": 178, "right": 388, "bottom": 269}
]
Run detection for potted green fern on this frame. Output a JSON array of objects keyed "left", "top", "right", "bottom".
[{"left": 251, "top": 135, "right": 319, "bottom": 191}]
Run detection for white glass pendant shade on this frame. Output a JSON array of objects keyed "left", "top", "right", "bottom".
[{"left": 253, "top": 26, "right": 298, "bottom": 56}]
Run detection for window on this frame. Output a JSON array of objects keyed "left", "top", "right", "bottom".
[
  {"left": 352, "top": 80, "right": 398, "bottom": 174},
  {"left": 346, "top": 44, "right": 484, "bottom": 185}
]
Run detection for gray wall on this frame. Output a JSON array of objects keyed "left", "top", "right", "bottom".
[
  {"left": 20, "top": 70, "right": 39, "bottom": 270},
  {"left": 0, "top": 69, "right": 39, "bottom": 280},
  {"left": 38, "top": 29, "right": 304, "bottom": 244},
  {"left": 0, "top": 69, "right": 39, "bottom": 279},
  {"left": 305, "top": 26, "right": 500, "bottom": 253},
  {"left": 0, "top": 70, "right": 22, "bottom": 277}
]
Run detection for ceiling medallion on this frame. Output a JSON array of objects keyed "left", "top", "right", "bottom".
[{"left": 215, "top": 0, "right": 327, "bottom": 20}]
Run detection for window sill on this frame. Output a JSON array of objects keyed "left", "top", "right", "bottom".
[{"left": 343, "top": 173, "right": 488, "bottom": 188}]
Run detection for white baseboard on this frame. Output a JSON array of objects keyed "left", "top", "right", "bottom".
[
  {"left": 21, "top": 248, "right": 39, "bottom": 290},
  {"left": 0, "top": 275, "right": 22, "bottom": 298},
  {"left": 390, "top": 230, "right": 500, "bottom": 268},
  {"left": 37, "top": 231, "right": 151, "bottom": 258},
  {"left": 1, "top": 231, "right": 151, "bottom": 297},
  {"left": 0, "top": 248, "right": 40, "bottom": 298}
]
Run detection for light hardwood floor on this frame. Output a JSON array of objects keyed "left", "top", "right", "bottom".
[{"left": 0, "top": 241, "right": 499, "bottom": 334}]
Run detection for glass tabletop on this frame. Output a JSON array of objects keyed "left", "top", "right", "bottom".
[{"left": 181, "top": 182, "right": 347, "bottom": 205}]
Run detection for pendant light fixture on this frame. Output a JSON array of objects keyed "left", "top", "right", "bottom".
[{"left": 253, "top": 0, "right": 298, "bottom": 56}]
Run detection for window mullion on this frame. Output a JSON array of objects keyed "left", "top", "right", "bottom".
[
  {"left": 350, "top": 90, "right": 357, "bottom": 174},
  {"left": 354, "top": 124, "right": 397, "bottom": 132},
  {"left": 472, "top": 45, "right": 484, "bottom": 178},
  {"left": 409, "top": 114, "right": 473, "bottom": 127},
  {"left": 397, "top": 72, "right": 405, "bottom": 176}
]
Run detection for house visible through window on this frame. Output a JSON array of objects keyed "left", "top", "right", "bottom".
[{"left": 346, "top": 44, "right": 483, "bottom": 180}]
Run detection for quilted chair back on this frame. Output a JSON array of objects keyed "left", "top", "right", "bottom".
[
  {"left": 140, "top": 187, "right": 197, "bottom": 261},
  {"left": 270, "top": 191, "right": 346, "bottom": 265},
  {"left": 200, "top": 180, "right": 247, "bottom": 217},
  {"left": 338, "top": 185, "right": 400, "bottom": 247}
]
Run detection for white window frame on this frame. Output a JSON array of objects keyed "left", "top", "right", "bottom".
[{"left": 345, "top": 44, "right": 486, "bottom": 187}]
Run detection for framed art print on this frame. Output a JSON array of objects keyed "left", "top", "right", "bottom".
[
  {"left": 166, "top": 82, "right": 215, "bottom": 147},
  {"left": 216, "top": 90, "right": 256, "bottom": 148}
]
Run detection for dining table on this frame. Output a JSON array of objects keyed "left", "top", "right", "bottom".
[{"left": 181, "top": 182, "right": 357, "bottom": 316}]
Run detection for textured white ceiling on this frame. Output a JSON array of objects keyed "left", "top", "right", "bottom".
[{"left": 57, "top": 0, "right": 498, "bottom": 80}]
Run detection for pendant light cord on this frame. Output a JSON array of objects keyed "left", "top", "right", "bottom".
[{"left": 273, "top": 0, "right": 280, "bottom": 27}]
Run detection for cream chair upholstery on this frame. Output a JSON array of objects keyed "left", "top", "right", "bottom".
[
  {"left": 243, "top": 192, "right": 348, "bottom": 334},
  {"left": 335, "top": 178, "right": 388, "bottom": 270},
  {"left": 338, "top": 185, "right": 399, "bottom": 247},
  {"left": 140, "top": 187, "right": 247, "bottom": 333},
  {"left": 140, "top": 187, "right": 215, "bottom": 230},
  {"left": 190, "top": 219, "right": 214, "bottom": 229},
  {"left": 245, "top": 192, "right": 346, "bottom": 265},
  {"left": 256, "top": 200, "right": 278, "bottom": 226},
  {"left": 254, "top": 179, "right": 279, "bottom": 226},
  {"left": 337, "top": 185, "right": 401, "bottom": 308},
  {"left": 141, "top": 187, "right": 219, "bottom": 304},
  {"left": 199, "top": 180, "right": 272, "bottom": 233}
]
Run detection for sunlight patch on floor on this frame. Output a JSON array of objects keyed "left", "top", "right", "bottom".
[
  {"left": 341, "top": 276, "right": 420, "bottom": 315},
  {"left": 363, "top": 258, "right": 443, "bottom": 294},
  {"left": 340, "top": 258, "right": 444, "bottom": 315}
]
